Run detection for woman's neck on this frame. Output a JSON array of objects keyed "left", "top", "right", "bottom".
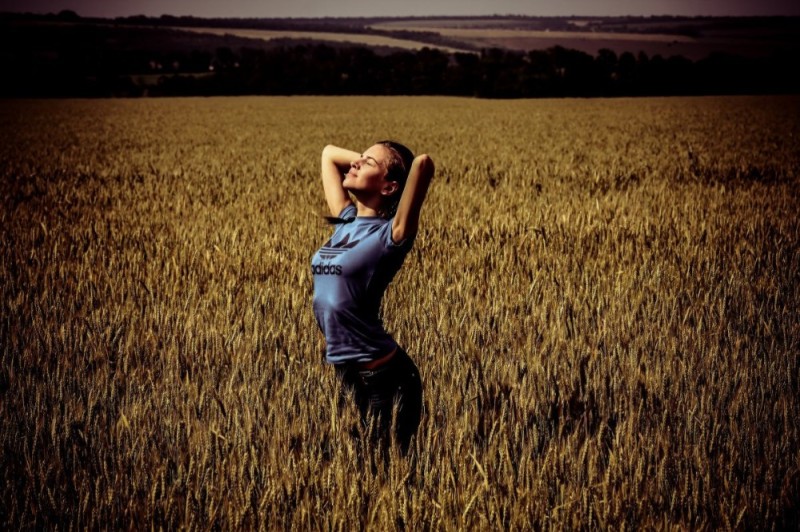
[
  {"left": 355, "top": 202, "right": 381, "bottom": 218},
  {"left": 350, "top": 192, "right": 383, "bottom": 218}
]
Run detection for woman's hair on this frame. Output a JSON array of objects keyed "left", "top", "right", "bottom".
[{"left": 376, "top": 140, "right": 414, "bottom": 219}]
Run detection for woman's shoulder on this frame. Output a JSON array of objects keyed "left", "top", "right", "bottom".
[{"left": 339, "top": 204, "right": 357, "bottom": 219}]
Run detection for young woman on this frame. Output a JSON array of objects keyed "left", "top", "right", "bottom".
[{"left": 311, "top": 141, "right": 434, "bottom": 454}]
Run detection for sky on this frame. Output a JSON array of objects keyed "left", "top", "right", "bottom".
[{"left": 2, "top": 0, "right": 799, "bottom": 18}]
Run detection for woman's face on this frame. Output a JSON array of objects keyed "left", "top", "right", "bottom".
[{"left": 342, "top": 144, "right": 398, "bottom": 198}]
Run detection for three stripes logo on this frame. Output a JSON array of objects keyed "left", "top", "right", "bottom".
[{"left": 319, "top": 234, "right": 360, "bottom": 260}]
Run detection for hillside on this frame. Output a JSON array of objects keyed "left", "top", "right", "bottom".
[
  {"left": 369, "top": 17, "right": 800, "bottom": 60},
  {"left": 2, "top": 12, "right": 798, "bottom": 97}
]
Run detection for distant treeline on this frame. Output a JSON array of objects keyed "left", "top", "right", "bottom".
[
  {"left": 4, "top": 42, "right": 796, "bottom": 99},
  {"left": 147, "top": 45, "right": 797, "bottom": 98},
  {"left": 1, "top": 13, "right": 797, "bottom": 98}
]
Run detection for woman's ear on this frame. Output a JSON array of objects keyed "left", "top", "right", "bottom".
[{"left": 381, "top": 180, "right": 399, "bottom": 197}]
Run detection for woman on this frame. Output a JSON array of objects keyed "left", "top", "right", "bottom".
[{"left": 311, "top": 141, "right": 434, "bottom": 455}]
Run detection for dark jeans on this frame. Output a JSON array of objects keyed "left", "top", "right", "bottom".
[{"left": 335, "top": 347, "right": 422, "bottom": 455}]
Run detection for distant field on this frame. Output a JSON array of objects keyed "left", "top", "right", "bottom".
[
  {"left": 371, "top": 23, "right": 693, "bottom": 42},
  {"left": 369, "top": 23, "right": 697, "bottom": 59},
  {"left": 172, "top": 18, "right": 800, "bottom": 60},
  {"left": 369, "top": 19, "right": 799, "bottom": 59},
  {"left": 172, "top": 26, "right": 471, "bottom": 54},
  {"left": 1, "top": 95, "right": 798, "bottom": 529}
]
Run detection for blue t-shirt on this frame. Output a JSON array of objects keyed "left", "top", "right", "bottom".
[{"left": 312, "top": 204, "right": 413, "bottom": 364}]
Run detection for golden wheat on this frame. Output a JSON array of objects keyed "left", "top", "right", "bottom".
[{"left": 1, "top": 95, "right": 798, "bottom": 529}]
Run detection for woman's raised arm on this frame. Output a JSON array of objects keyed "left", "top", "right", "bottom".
[
  {"left": 321, "top": 144, "right": 358, "bottom": 217},
  {"left": 392, "top": 154, "right": 435, "bottom": 244}
]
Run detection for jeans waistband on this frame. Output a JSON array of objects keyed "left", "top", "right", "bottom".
[
  {"left": 354, "top": 347, "right": 397, "bottom": 370},
  {"left": 336, "top": 347, "right": 406, "bottom": 377}
]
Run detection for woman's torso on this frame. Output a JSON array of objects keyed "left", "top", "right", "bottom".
[{"left": 312, "top": 204, "right": 413, "bottom": 364}]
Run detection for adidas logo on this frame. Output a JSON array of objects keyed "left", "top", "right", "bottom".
[{"left": 319, "top": 234, "right": 360, "bottom": 260}]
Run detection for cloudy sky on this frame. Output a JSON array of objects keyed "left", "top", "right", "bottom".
[{"left": 2, "top": 0, "right": 799, "bottom": 18}]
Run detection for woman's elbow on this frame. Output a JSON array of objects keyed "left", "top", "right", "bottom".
[
  {"left": 416, "top": 153, "right": 433, "bottom": 166},
  {"left": 415, "top": 154, "right": 435, "bottom": 177}
]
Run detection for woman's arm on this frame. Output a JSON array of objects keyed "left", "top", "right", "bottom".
[
  {"left": 321, "top": 144, "right": 358, "bottom": 217},
  {"left": 392, "top": 154, "right": 435, "bottom": 244}
]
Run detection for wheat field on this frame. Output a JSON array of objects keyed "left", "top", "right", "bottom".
[{"left": 1, "top": 95, "right": 798, "bottom": 529}]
